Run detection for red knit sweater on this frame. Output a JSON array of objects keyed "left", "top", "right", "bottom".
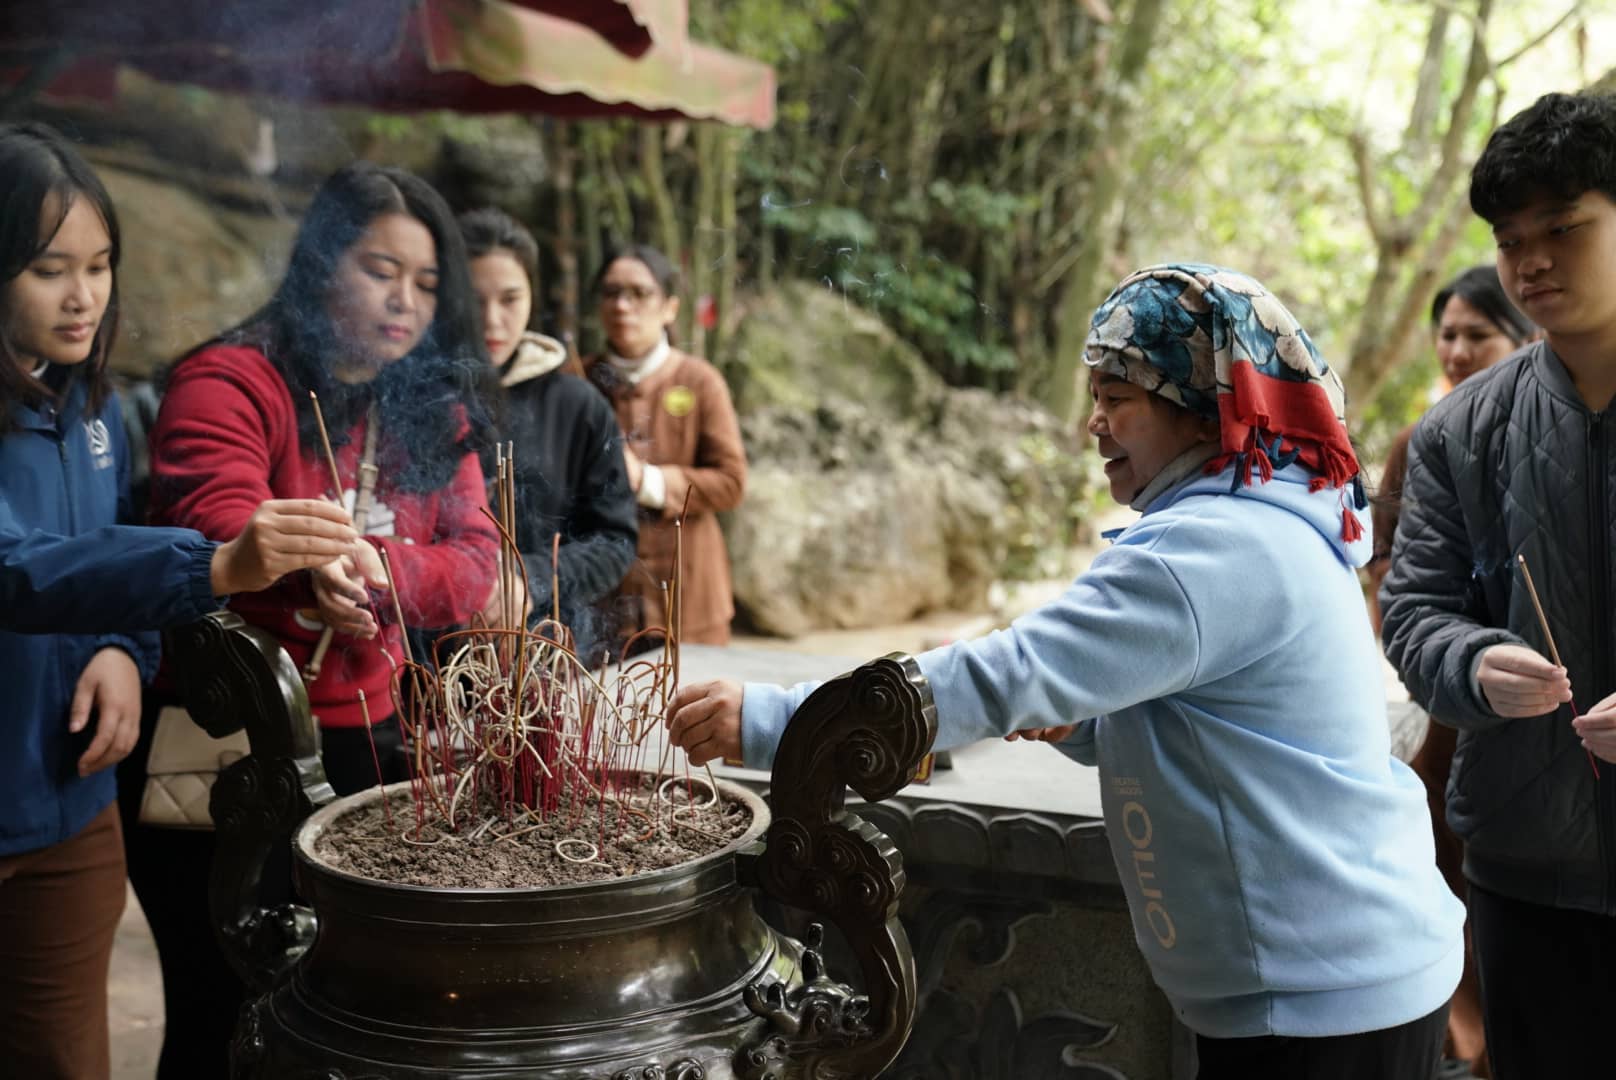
[{"left": 149, "top": 344, "right": 498, "bottom": 726}]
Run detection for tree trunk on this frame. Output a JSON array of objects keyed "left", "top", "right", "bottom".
[
  {"left": 1046, "top": 0, "right": 1169, "bottom": 423},
  {"left": 1342, "top": 0, "right": 1496, "bottom": 413},
  {"left": 712, "top": 128, "right": 741, "bottom": 367},
  {"left": 576, "top": 141, "right": 603, "bottom": 355},
  {"left": 686, "top": 123, "right": 721, "bottom": 356},
  {"left": 549, "top": 120, "right": 580, "bottom": 347},
  {"left": 640, "top": 125, "right": 682, "bottom": 261}
]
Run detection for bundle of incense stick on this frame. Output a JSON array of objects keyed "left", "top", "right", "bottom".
[
  {"left": 1516, "top": 553, "right": 1599, "bottom": 779},
  {"left": 361, "top": 463, "right": 718, "bottom": 865}
]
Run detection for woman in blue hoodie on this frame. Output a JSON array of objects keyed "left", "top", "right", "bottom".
[
  {"left": 669, "top": 264, "right": 1466, "bottom": 1080},
  {"left": 0, "top": 122, "right": 358, "bottom": 1080}
]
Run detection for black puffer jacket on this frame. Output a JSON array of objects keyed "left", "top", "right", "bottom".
[
  {"left": 1382, "top": 342, "right": 1616, "bottom": 914},
  {"left": 491, "top": 334, "right": 637, "bottom": 657}
]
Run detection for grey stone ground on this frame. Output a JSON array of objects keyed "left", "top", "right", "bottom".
[{"left": 110, "top": 886, "right": 164, "bottom": 1079}]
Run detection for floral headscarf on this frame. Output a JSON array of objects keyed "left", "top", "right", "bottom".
[{"left": 1083, "top": 263, "right": 1367, "bottom": 541}]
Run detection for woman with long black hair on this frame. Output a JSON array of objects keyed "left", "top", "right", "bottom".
[{"left": 129, "top": 162, "right": 505, "bottom": 1077}]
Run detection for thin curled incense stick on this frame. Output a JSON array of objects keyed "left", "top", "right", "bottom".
[{"left": 1516, "top": 554, "right": 1599, "bottom": 778}]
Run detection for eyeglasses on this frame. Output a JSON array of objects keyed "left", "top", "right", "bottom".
[{"left": 599, "top": 284, "right": 661, "bottom": 306}]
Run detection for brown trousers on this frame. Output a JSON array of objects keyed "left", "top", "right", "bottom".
[{"left": 0, "top": 803, "right": 126, "bottom": 1080}]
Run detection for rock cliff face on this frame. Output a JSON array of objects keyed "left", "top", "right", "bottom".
[
  {"left": 722, "top": 283, "right": 1097, "bottom": 635},
  {"left": 101, "top": 166, "right": 296, "bottom": 376}
]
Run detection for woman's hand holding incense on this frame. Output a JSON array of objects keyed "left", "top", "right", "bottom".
[
  {"left": 1475, "top": 644, "right": 1572, "bottom": 718},
  {"left": 312, "top": 556, "right": 379, "bottom": 638},
  {"left": 210, "top": 498, "right": 359, "bottom": 596},
  {"left": 348, "top": 536, "right": 388, "bottom": 591},
  {"left": 1574, "top": 691, "right": 1616, "bottom": 763},
  {"left": 666, "top": 680, "right": 742, "bottom": 767}
]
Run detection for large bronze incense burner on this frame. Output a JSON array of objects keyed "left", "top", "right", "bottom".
[{"left": 167, "top": 612, "right": 936, "bottom": 1079}]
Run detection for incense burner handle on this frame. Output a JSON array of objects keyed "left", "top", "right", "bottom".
[
  {"left": 739, "top": 653, "right": 937, "bottom": 1080},
  {"left": 166, "top": 611, "right": 335, "bottom": 993}
]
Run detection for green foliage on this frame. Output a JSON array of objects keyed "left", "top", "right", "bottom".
[
  {"left": 363, "top": 113, "right": 417, "bottom": 143},
  {"left": 769, "top": 203, "right": 1016, "bottom": 375},
  {"left": 690, "top": 0, "right": 847, "bottom": 64},
  {"left": 723, "top": 0, "right": 1117, "bottom": 387},
  {"left": 545, "top": 0, "right": 1600, "bottom": 430},
  {"left": 907, "top": 180, "right": 1030, "bottom": 234},
  {"left": 1000, "top": 434, "right": 1103, "bottom": 581}
]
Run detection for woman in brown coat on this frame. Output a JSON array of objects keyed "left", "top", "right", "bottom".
[{"left": 584, "top": 245, "right": 746, "bottom": 650}]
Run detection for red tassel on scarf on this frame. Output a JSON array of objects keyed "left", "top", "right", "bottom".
[{"left": 1341, "top": 508, "right": 1364, "bottom": 544}]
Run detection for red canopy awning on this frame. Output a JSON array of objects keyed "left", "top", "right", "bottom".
[
  {"left": 525, "top": 0, "right": 689, "bottom": 58},
  {"left": 1, "top": 0, "right": 773, "bottom": 128}
]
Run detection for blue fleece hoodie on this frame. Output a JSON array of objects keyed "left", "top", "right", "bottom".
[
  {"left": 741, "top": 461, "right": 1464, "bottom": 1039},
  {"left": 2, "top": 379, "right": 219, "bottom": 856}
]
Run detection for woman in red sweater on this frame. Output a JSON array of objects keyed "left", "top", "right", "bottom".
[{"left": 128, "top": 162, "right": 502, "bottom": 1079}]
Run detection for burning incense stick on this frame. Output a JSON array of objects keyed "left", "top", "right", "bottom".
[
  {"left": 1515, "top": 554, "right": 1564, "bottom": 667},
  {"left": 1516, "top": 553, "right": 1599, "bottom": 778},
  {"left": 308, "top": 391, "right": 345, "bottom": 502},
  {"left": 551, "top": 532, "right": 561, "bottom": 626}
]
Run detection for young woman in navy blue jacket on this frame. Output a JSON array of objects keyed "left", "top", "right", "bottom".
[{"left": 0, "top": 123, "right": 357, "bottom": 1080}]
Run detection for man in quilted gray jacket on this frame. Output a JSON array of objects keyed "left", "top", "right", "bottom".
[{"left": 1381, "top": 89, "right": 1616, "bottom": 1079}]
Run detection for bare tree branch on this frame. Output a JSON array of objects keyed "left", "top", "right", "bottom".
[
  {"left": 1402, "top": 0, "right": 1493, "bottom": 250},
  {"left": 1496, "top": 2, "right": 1585, "bottom": 70},
  {"left": 1348, "top": 130, "right": 1389, "bottom": 246},
  {"left": 1405, "top": 7, "right": 1453, "bottom": 162}
]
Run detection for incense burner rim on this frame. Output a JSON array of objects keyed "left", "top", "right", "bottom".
[{"left": 295, "top": 774, "right": 771, "bottom": 898}]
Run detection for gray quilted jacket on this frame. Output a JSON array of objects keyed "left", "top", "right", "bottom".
[{"left": 1381, "top": 342, "right": 1616, "bottom": 915}]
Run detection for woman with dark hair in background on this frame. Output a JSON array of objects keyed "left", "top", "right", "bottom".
[
  {"left": 0, "top": 123, "right": 356, "bottom": 1080},
  {"left": 584, "top": 244, "right": 746, "bottom": 652},
  {"left": 459, "top": 207, "right": 636, "bottom": 660},
  {"left": 1368, "top": 264, "right": 1536, "bottom": 1079},
  {"left": 1369, "top": 266, "right": 1537, "bottom": 617},
  {"left": 124, "top": 162, "right": 504, "bottom": 1078}
]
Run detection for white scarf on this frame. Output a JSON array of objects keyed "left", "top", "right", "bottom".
[{"left": 606, "top": 334, "right": 671, "bottom": 386}]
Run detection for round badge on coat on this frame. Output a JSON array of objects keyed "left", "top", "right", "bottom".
[{"left": 663, "top": 385, "right": 696, "bottom": 418}]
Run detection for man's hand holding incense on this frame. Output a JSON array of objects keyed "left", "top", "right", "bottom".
[
  {"left": 1475, "top": 644, "right": 1572, "bottom": 718},
  {"left": 667, "top": 680, "right": 743, "bottom": 767},
  {"left": 1574, "top": 691, "right": 1616, "bottom": 763}
]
